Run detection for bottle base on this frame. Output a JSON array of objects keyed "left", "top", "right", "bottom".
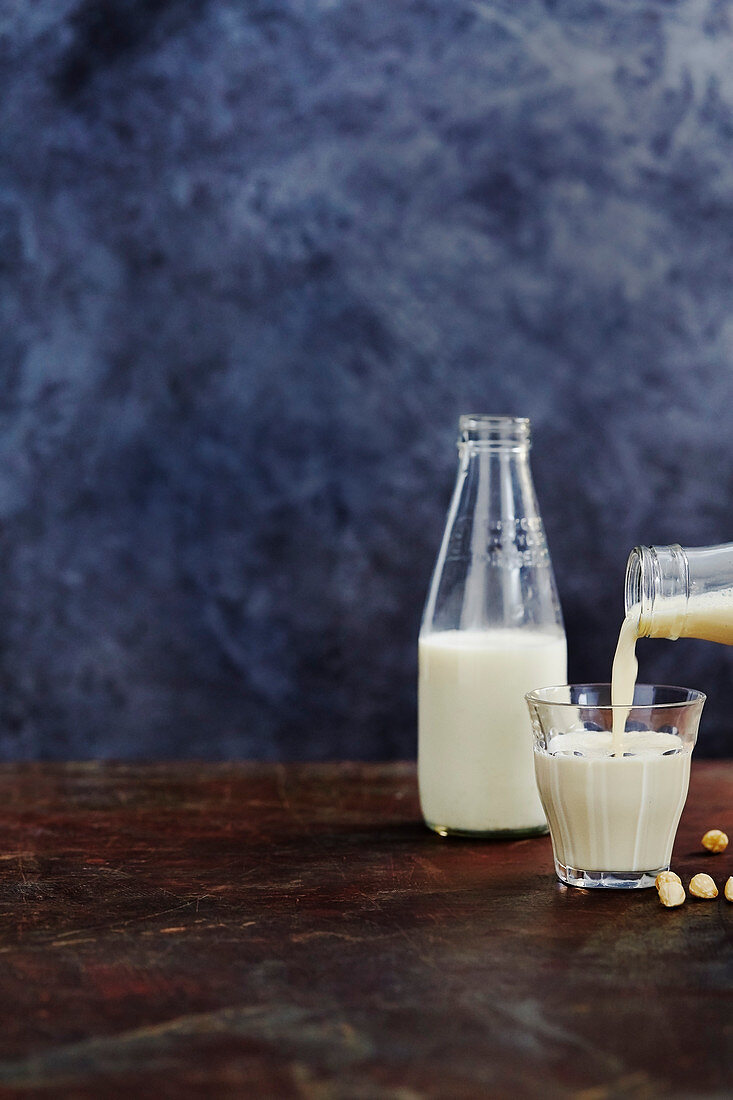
[
  {"left": 555, "top": 860, "right": 662, "bottom": 889},
  {"left": 426, "top": 820, "right": 549, "bottom": 839}
]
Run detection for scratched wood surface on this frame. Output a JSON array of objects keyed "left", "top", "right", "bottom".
[{"left": 0, "top": 761, "right": 730, "bottom": 1099}]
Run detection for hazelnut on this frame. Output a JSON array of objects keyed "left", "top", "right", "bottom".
[
  {"left": 689, "top": 873, "right": 718, "bottom": 899},
  {"left": 655, "top": 870, "right": 681, "bottom": 889},
  {"left": 701, "top": 829, "right": 729, "bottom": 853},
  {"left": 658, "top": 880, "right": 686, "bottom": 908}
]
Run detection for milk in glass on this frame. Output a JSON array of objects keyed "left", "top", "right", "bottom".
[{"left": 534, "top": 728, "right": 690, "bottom": 874}]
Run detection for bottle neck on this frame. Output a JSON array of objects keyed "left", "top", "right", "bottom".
[
  {"left": 625, "top": 544, "right": 690, "bottom": 638},
  {"left": 458, "top": 417, "right": 533, "bottom": 501},
  {"left": 420, "top": 413, "right": 563, "bottom": 635},
  {"left": 455, "top": 419, "right": 548, "bottom": 578}
]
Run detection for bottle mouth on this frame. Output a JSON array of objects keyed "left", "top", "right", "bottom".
[
  {"left": 624, "top": 544, "right": 688, "bottom": 637},
  {"left": 625, "top": 548, "right": 644, "bottom": 623},
  {"left": 458, "top": 415, "right": 531, "bottom": 450}
]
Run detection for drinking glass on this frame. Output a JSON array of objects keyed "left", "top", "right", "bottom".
[{"left": 525, "top": 683, "right": 706, "bottom": 889}]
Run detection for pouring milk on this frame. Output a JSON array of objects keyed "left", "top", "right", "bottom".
[{"left": 531, "top": 542, "right": 733, "bottom": 886}]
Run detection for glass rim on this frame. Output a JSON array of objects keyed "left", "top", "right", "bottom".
[{"left": 525, "top": 682, "right": 706, "bottom": 709}]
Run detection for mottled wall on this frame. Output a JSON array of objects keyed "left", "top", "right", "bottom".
[{"left": 1, "top": 0, "right": 733, "bottom": 759}]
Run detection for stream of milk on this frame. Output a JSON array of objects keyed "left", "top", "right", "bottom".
[
  {"left": 611, "top": 591, "right": 733, "bottom": 755},
  {"left": 610, "top": 607, "right": 641, "bottom": 756}
]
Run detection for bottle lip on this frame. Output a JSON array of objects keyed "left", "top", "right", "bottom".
[
  {"left": 625, "top": 547, "right": 645, "bottom": 628},
  {"left": 625, "top": 544, "right": 688, "bottom": 636},
  {"left": 458, "top": 414, "right": 531, "bottom": 450}
]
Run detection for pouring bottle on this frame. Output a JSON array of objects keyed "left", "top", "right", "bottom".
[{"left": 625, "top": 543, "right": 733, "bottom": 644}]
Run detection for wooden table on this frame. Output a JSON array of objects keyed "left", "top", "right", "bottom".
[{"left": 0, "top": 762, "right": 730, "bottom": 1098}]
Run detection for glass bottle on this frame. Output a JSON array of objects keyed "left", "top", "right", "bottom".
[
  {"left": 418, "top": 414, "right": 566, "bottom": 837},
  {"left": 625, "top": 543, "right": 733, "bottom": 644}
]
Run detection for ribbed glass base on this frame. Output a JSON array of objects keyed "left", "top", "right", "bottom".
[
  {"left": 555, "top": 860, "right": 662, "bottom": 889},
  {"left": 426, "top": 821, "right": 549, "bottom": 839}
]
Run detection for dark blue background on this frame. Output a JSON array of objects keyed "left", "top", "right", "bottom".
[{"left": 1, "top": 0, "right": 732, "bottom": 759}]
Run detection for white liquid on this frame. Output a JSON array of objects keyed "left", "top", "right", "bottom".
[
  {"left": 534, "top": 730, "right": 690, "bottom": 872},
  {"left": 610, "top": 608, "right": 639, "bottom": 756},
  {"left": 418, "top": 629, "right": 567, "bottom": 834},
  {"left": 610, "top": 590, "right": 733, "bottom": 755},
  {"left": 646, "top": 590, "right": 733, "bottom": 644}
]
